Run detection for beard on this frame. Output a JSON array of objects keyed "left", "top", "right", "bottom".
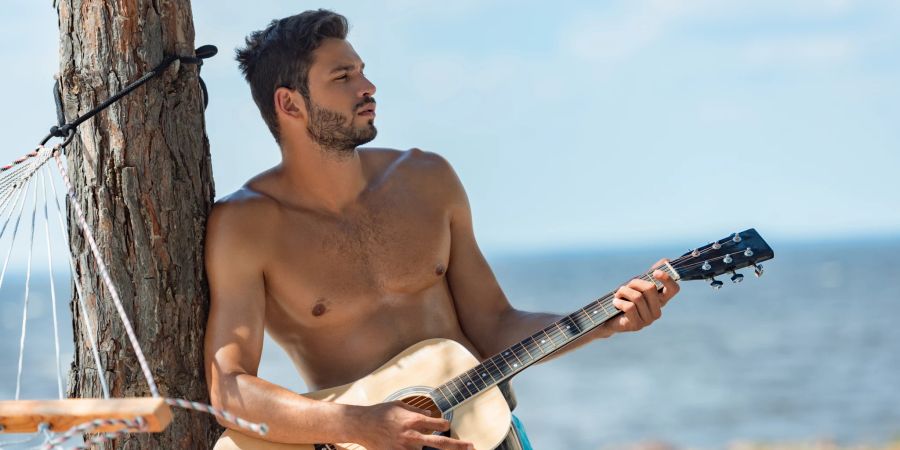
[{"left": 306, "top": 98, "right": 377, "bottom": 157}]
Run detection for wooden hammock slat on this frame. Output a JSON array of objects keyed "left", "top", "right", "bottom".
[{"left": 0, "top": 398, "right": 171, "bottom": 433}]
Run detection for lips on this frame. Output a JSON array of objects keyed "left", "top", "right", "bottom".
[
  {"left": 357, "top": 106, "right": 376, "bottom": 118},
  {"left": 356, "top": 98, "right": 376, "bottom": 116}
]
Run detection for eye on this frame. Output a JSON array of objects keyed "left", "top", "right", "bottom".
[{"left": 335, "top": 73, "right": 349, "bottom": 81}]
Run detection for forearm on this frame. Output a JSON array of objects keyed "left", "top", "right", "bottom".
[{"left": 211, "top": 372, "right": 361, "bottom": 444}]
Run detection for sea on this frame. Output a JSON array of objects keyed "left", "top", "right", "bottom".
[{"left": 1, "top": 237, "right": 898, "bottom": 449}]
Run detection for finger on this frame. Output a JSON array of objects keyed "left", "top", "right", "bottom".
[
  {"left": 419, "top": 433, "right": 475, "bottom": 450},
  {"left": 612, "top": 297, "right": 641, "bottom": 331},
  {"left": 650, "top": 258, "right": 669, "bottom": 271},
  {"left": 650, "top": 259, "right": 673, "bottom": 292},
  {"left": 627, "top": 278, "right": 662, "bottom": 320},
  {"left": 652, "top": 269, "right": 680, "bottom": 304},
  {"left": 616, "top": 285, "right": 652, "bottom": 324},
  {"left": 412, "top": 415, "right": 452, "bottom": 433}
]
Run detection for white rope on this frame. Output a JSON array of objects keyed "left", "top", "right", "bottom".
[
  {"left": 0, "top": 180, "right": 27, "bottom": 256},
  {"left": 39, "top": 416, "right": 147, "bottom": 450},
  {"left": 40, "top": 169, "right": 65, "bottom": 399},
  {"left": 0, "top": 148, "right": 52, "bottom": 207},
  {"left": 46, "top": 164, "right": 110, "bottom": 398},
  {"left": 0, "top": 157, "right": 39, "bottom": 201},
  {"left": 13, "top": 175, "right": 36, "bottom": 400},
  {"left": 165, "top": 398, "right": 269, "bottom": 436},
  {"left": 0, "top": 169, "right": 27, "bottom": 217},
  {"left": 34, "top": 400, "right": 271, "bottom": 450},
  {"left": 0, "top": 168, "right": 32, "bottom": 289},
  {"left": 52, "top": 148, "right": 160, "bottom": 397}
]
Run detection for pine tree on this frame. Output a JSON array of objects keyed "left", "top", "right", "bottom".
[{"left": 56, "top": 0, "right": 219, "bottom": 446}]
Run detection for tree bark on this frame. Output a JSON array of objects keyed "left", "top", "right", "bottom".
[{"left": 56, "top": 0, "right": 219, "bottom": 447}]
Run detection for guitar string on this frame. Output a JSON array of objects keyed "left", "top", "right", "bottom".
[
  {"left": 669, "top": 250, "right": 757, "bottom": 273},
  {"left": 407, "top": 296, "right": 623, "bottom": 410},
  {"left": 406, "top": 249, "right": 761, "bottom": 412},
  {"left": 421, "top": 285, "right": 663, "bottom": 409},
  {"left": 425, "top": 266, "right": 677, "bottom": 409}
]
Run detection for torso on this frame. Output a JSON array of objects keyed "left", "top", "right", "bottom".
[{"left": 221, "top": 148, "right": 479, "bottom": 390}]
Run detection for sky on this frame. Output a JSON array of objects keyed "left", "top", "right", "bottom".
[{"left": 1, "top": 0, "right": 899, "bottom": 254}]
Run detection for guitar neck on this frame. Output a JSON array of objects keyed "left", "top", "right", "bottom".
[{"left": 431, "top": 262, "right": 681, "bottom": 412}]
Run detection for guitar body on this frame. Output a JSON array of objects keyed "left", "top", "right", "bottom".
[{"left": 214, "top": 338, "right": 512, "bottom": 450}]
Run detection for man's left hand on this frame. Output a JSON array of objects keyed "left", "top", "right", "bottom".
[{"left": 594, "top": 258, "right": 680, "bottom": 336}]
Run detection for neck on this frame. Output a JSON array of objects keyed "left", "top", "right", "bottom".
[
  {"left": 276, "top": 138, "right": 367, "bottom": 214},
  {"left": 431, "top": 262, "right": 680, "bottom": 413}
]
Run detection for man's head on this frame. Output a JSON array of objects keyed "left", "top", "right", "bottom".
[{"left": 236, "top": 10, "right": 377, "bottom": 153}]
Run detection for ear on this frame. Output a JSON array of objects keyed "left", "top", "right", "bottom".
[{"left": 274, "top": 87, "right": 307, "bottom": 121}]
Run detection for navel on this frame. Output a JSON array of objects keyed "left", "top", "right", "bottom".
[
  {"left": 311, "top": 299, "right": 328, "bottom": 317},
  {"left": 434, "top": 264, "right": 446, "bottom": 276}
]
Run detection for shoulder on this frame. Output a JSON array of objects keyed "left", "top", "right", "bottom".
[
  {"left": 205, "top": 187, "right": 279, "bottom": 258},
  {"left": 361, "top": 147, "right": 464, "bottom": 196},
  {"left": 209, "top": 187, "right": 278, "bottom": 226}
]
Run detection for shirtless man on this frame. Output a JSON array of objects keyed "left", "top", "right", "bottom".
[{"left": 204, "top": 9, "right": 680, "bottom": 450}]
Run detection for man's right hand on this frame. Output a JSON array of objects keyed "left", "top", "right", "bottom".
[{"left": 350, "top": 401, "right": 475, "bottom": 450}]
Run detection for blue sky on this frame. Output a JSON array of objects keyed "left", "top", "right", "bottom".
[{"left": 1, "top": 0, "right": 898, "bottom": 253}]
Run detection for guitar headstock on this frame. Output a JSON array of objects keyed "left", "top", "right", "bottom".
[{"left": 669, "top": 228, "right": 774, "bottom": 289}]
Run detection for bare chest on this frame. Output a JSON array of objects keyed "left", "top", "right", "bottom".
[{"left": 262, "top": 194, "right": 452, "bottom": 328}]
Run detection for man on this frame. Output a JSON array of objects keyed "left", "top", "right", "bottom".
[{"left": 204, "top": 9, "right": 680, "bottom": 450}]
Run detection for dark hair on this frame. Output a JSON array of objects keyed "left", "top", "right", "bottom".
[{"left": 236, "top": 10, "right": 349, "bottom": 143}]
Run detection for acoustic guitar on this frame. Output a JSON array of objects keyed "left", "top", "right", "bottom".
[{"left": 215, "top": 229, "right": 774, "bottom": 450}]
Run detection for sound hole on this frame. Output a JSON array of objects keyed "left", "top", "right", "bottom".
[{"left": 401, "top": 395, "right": 442, "bottom": 419}]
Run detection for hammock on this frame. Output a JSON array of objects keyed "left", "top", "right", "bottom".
[
  {"left": 0, "top": 46, "right": 266, "bottom": 450},
  {"left": 0, "top": 145, "right": 266, "bottom": 449}
]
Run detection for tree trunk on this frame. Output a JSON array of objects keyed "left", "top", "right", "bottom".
[{"left": 56, "top": 0, "right": 219, "bottom": 447}]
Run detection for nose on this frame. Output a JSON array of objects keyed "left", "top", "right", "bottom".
[{"left": 358, "top": 73, "right": 376, "bottom": 98}]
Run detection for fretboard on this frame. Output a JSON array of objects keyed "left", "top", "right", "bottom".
[{"left": 430, "top": 263, "right": 680, "bottom": 412}]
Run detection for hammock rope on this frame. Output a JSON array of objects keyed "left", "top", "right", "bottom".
[
  {"left": 13, "top": 163, "right": 37, "bottom": 401},
  {"left": 45, "top": 162, "right": 110, "bottom": 399},
  {"left": 40, "top": 169, "right": 66, "bottom": 401}
]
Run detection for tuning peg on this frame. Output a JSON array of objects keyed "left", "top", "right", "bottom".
[
  {"left": 702, "top": 261, "right": 712, "bottom": 271},
  {"left": 744, "top": 248, "right": 754, "bottom": 257},
  {"left": 723, "top": 254, "right": 733, "bottom": 264},
  {"left": 732, "top": 233, "right": 742, "bottom": 243},
  {"left": 709, "top": 278, "right": 724, "bottom": 290},
  {"left": 730, "top": 271, "right": 744, "bottom": 283},
  {"left": 712, "top": 242, "right": 722, "bottom": 250},
  {"left": 753, "top": 263, "right": 764, "bottom": 277}
]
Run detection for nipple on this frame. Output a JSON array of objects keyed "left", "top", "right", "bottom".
[
  {"left": 312, "top": 300, "right": 327, "bottom": 317},
  {"left": 435, "top": 264, "right": 446, "bottom": 276}
]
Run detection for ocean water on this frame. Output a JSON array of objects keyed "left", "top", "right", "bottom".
[{"left": 1, "top": 237, "right": 899, "bottom": 449}]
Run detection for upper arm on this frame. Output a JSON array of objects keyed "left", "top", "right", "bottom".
[
  {"left": 433, "top": 154, "right": 516, "bottom": 357},
  {"left": 203, "top": 200, "right": 268, "bottom": 405}
]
